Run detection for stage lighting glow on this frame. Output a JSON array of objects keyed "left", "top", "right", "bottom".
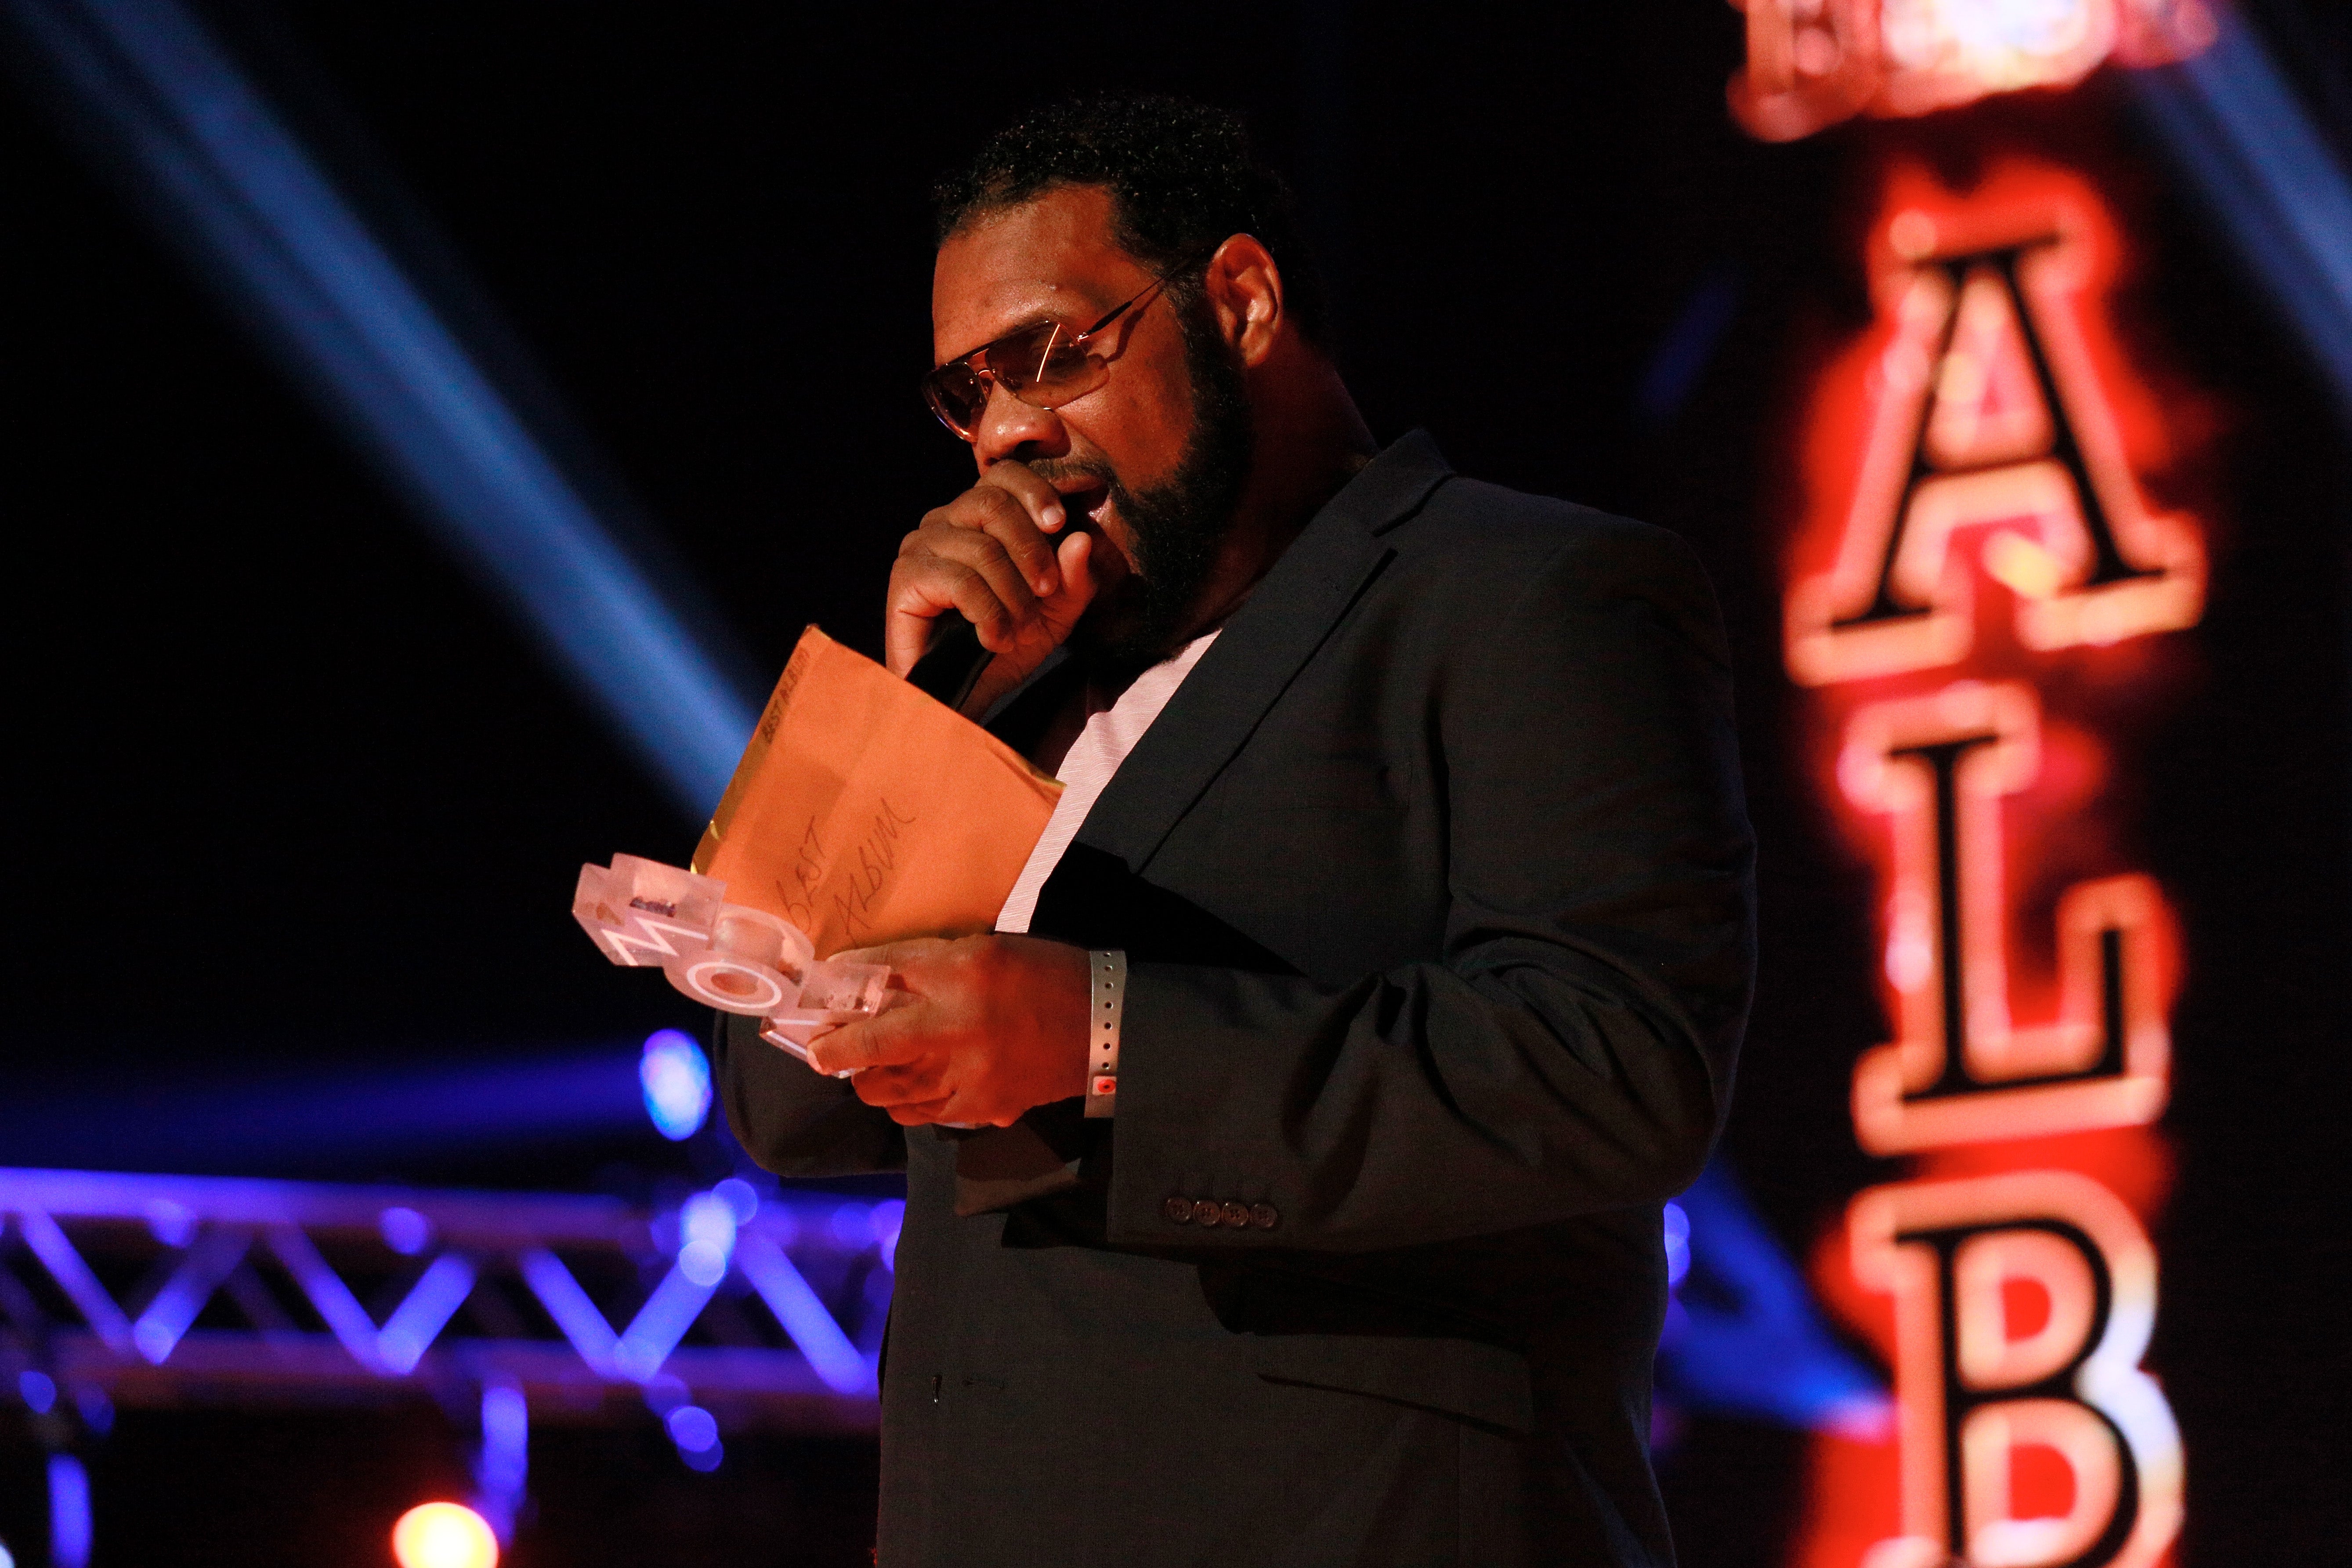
[
  {"left": 1729, "top": 0, "right": 2214, "bottom": 141},
  {"left": 143, "top": 1199, "right": 194, "bottom": 1248},
  {"left": 376, "top": 1253, "right": 478, "bottom": 1374},
  {"left": 1657, "top": 1164, "right": 1888, "bottom": 1435},
  {"left": 676, "top": 1191, "right": 738, "bottom": 1288},
  {"left": 639, "top": 1373, "right": 689, "bottom": 1415},
  {"left": 640, "top": 1030, "right": 711, "bottom": 1141},
  {"left": 830, "top": 1202, "right": 876, "bottom": 1250},
  {"left": 391, "top": 1503, "right": 499, "bottom": 1568},
  {"left": 2, "top": 1169, "right": 892, "bottom": 1422},
  {"left": 380, "top": 1206, "right": 433, "bottom": 1256},
  {"left": 735, "top": 1232, "right": 875, "bottom": 1396},
  {"left": 612, "top": 1265, "right": 720, "bottom": 1383},
  {"left": 713, "top": 1176, "right": 759, "bottom": 1224},
  {"left": 873, "top": 1198, "right": 905, "bottom": 1273},
  {"left": 47, "top": 1455, "right": 89, "bottom": 1568},
  {"left": 2124, "top": 9, "right": 2352, "bottom": 421},
  {"left": 666, "top": 1403, "right": 720, "bottom": 1453},
  {"left": 475, "top": 1383, "right": 528, "bottom": 1543},
  {"left": 667, "top": 1401, "right": 725, "bottom": 1471},
  {"left": 6, "top": 0, "right": 761, "bottom": 819},
  {"left": 1783, "top": 161, "right": 2207, "bottom": 687},
  {"left": 1663, "top": 1202, "right": 1692, "bottom": 1288},
  {"left": 0, "top": 1537, "right": 14, "bottom": 1567},
  {"left": 1777, "top": 152, "right": 2193, "bottom": 1568}
]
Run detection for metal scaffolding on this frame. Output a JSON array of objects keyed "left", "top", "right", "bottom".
[{"left": 2, "top": 1163, "right": 894, "bottom": 1542}]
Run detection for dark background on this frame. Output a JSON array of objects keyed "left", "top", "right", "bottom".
[{"left": 5, "top": 1, "right": 2349, "bottom": 1563}]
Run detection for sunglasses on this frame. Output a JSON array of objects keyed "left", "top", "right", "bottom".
[{"left": 921, "top": 249, "right": 1212, "bottom": 442}]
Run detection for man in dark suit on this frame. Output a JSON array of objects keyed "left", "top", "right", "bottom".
[{"left": 714, "top": 96, "right": 1753, "bottom": 1566}]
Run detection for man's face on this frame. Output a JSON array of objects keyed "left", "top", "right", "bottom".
[{"left": 932, "top": 185, "right": 1253, "bottom": 666}]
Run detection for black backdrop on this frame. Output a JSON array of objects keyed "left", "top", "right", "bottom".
[{"left": 5, "top": 2, "right": 2349, "bottom": 1563}]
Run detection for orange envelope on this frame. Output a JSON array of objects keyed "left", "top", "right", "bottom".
[{"left": 691, "top": 626, "right": 1063, "bottom": 956}]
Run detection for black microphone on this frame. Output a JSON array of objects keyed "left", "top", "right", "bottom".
[{"left": 905, "top": 616, "right": 995, "bottom": 713}]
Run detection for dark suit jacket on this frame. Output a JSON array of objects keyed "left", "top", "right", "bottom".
[{"left": 715, "top": 433, "right": 1756, "bottom": 1567}]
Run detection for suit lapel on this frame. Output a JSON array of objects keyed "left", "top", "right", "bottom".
[{"left": 1069, "top": 431, "right": 1453, "bottom": 875}]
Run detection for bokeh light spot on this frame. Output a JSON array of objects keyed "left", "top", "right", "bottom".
[{"left": 391, "top": 1502, "right": 499, "bottom": 1568}]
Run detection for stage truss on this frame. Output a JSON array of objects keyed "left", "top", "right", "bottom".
[{"left": 0, "top": 1166, "right": 893, "bottom": 1441}]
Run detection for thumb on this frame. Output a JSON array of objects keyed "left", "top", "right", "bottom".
[{"left": 826, "top": 937, "right": 950, "bottom": 971}]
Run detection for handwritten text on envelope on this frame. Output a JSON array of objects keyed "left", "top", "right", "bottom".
[{"left": 691, "top": 626, "right": 1063, "bottom": 956}]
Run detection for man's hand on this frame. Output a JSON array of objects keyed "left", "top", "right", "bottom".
[
  {"left": 888, "top": 463, "right": 1107, "bottom": 715},
  {"left": 805, "top": 935, "right": 1091, "bottom": 1126}
]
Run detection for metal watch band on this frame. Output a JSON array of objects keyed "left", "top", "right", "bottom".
[{"left": 1085, "top": 949, "right": 1126, "bottom": 1119}]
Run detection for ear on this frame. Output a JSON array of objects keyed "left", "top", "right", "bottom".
[{"left": 1200, "top": 234, "right": 1285, "bottom": 369}]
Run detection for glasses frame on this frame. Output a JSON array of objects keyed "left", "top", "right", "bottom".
[{"left": 921, "top": 246, "right": 1217, "bottom": 442}]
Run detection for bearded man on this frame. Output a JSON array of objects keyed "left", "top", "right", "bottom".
[{"left": 714, "top": 95, "right": 1755, "bottom": 1568}]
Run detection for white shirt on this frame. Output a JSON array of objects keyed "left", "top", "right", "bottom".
[{"left": 995, "top": 631, "right": 1221, "bottom": 934}]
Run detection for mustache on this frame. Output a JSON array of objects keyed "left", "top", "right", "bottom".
[{"left": 1027, "top": 456, "right": 1120, "bottom": 495}]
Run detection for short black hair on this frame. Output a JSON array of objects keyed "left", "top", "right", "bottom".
[{"left": 932, "top": 94, "right": 1331, "bottom": 346}]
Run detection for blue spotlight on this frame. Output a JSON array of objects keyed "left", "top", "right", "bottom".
[
  {"left": 3, "top": 0, "right": 761, "bottom": 817},
  {"left": 1658, "top": 1161, "right": 1889, "bottom": 1439},
  {"left": 640, "top": 1030, "right": 712, "bottom": 1142},
  {"left": 2128, "top": 11, "right": 2352, "bottom": 421}
]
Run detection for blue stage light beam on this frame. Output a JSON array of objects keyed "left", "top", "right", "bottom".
[
  {"left": 0, "top": 1046, "right": 665, "bottom": 1177},
  {"left": 2128, "top": 9, "right": 2352, "bottom": 422},
  {"left": 1636, "top": 265, "right": 1745, "bottom": 430},
  {"left": 3, "top": 0, "right": 760, "bottom": 817},
  {"left": 1656, "top": 1160, "right": 1889, "bottom": 1438}
]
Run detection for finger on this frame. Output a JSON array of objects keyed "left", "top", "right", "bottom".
[
  {"left": 885, "top": 543, "right": 992, "bottom": 676},
  {"left": 975, "top": 465, "right": 1069, "bottom": 595},
  {"left": 886, "top": 1097, "right": 957, "bottom": 1127},
  {"left": 829, "top": 938, "right": 950, "bottom": 969},
  {"left": 806, "top": 1006, "right": 931, "bottom": 1075},
  {"left": 887, "top": 555, "right": 1019, "bottom": 659},
  {"left": 850, "top": 1062, "right": 947, "bottom": 1108},
  {"left": 954, "top": 528, "right": 1100, "bottom": 716},
  {"left": 915, "top": 519, "right": 1047, "bottom": 636},
  {"left": 922, "top": 477, "right": 1058, "bottom": 601}
]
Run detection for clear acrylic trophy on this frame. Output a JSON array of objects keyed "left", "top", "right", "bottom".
[{"left": 572, "top": 854, "right": 889, "bottom": 1071}]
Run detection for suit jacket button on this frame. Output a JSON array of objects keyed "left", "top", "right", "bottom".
[
  {"left": 1194, "top": 1199, "right": 1223, "bottom": 1228},
  {"left": 1219, "top": 1200, "right": 1252, "bottom": 1228},
  {"left": 1163, "top": 1196, "right": 1195, "bottom": 1224},
  {"left": 1249, "top": 1202, "right": 1279, "bottom": 1230}
]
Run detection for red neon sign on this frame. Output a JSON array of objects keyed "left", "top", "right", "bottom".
[
  {"left": 1785, "top": 162, "right": 2206, "bottom": 686},
  {"left": 1776, "top": 155, "right": 2200, "bottom": 1568},
  {"left": 1728, "top": 0, "right": 2215, "bottom": 142}
]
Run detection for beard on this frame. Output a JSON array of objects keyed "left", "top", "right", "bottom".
[{"left": 1037, "top": 305, "right": 1255, "bottom": 674}]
